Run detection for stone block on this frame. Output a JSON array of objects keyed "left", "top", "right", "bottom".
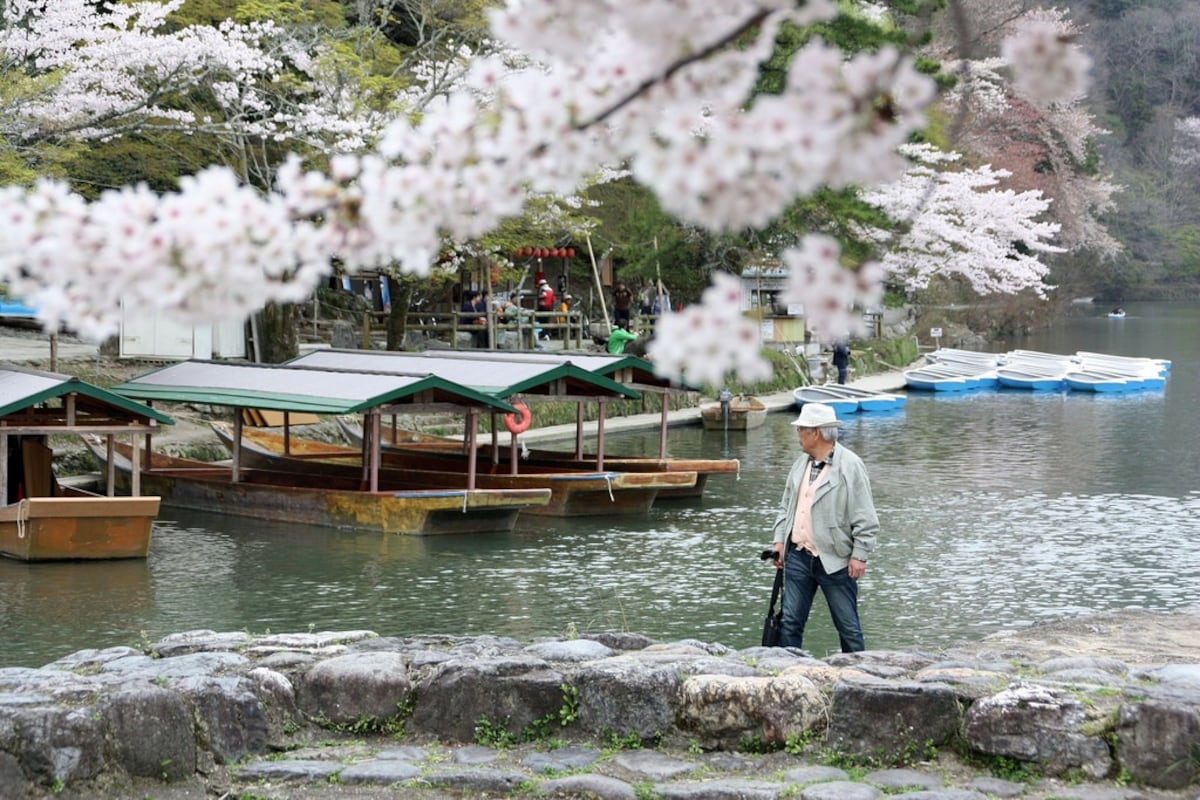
[
  {"left": 828, "top": 677, "right": 962, "bottom": 757},
  {"left": 298, "top": 652, "right": 412, "bottom": 727},
  {"left": 409, "top": 656, "right": 565, "bottom": 741}
]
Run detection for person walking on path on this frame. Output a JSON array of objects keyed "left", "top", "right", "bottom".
[{"left": 770, "top": 403, "right": 879, "bottom": 653}]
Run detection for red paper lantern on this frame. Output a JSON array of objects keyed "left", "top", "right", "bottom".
[
  {"left": 522, "top": 247, "right": 533, "bottom": 257},
  {"left": 566, "top": 247, "right": 575, "bottom": 258},
  {"left": 550, "top": 248, "right": 561, "bottom": 258}
]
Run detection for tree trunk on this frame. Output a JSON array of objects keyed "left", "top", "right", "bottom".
[
  {"left": 255, "top": 302, "right": 298, "bottom": 363},
  {"left": 386, "top": 278, "right": 409, "bottom": 350}
]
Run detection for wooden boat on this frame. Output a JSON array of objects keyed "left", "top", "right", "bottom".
[
  {"left": 85, "top": 437, "right": 551, "bottom": 535},
  {"left": 1, "top": 492, "right": 160, "bottom": 561},
  {"left": 700, "top": 395, "right": 767, "bottom": 431},
  {"left": 334, "top": 419, "right": 738, "bottom": 501},
  {"left": 288, "top": 349, "right": 720, "bottom": 497},
  {"left": 211, "top": 424, "right": 696, "bottom": 517},
  {"left": 2, "top": 366, "right": 169, "bottom": 561}
]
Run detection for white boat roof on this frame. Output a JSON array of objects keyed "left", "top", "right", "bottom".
[
  {"left": 286, "top": 349, "right": 645, "bottom": 398},
  {"left": 112, "top": 360, "right": 522, "bottom": 415}
]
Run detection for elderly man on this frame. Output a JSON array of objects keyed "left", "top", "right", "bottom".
[{"left": 770, "top": 403, "right": 879, "bottom": 653}]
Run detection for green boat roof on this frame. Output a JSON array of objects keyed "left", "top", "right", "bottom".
[
  {"left": 286, "top": 350, "right": 642, "bottom": 400},
  {"left": 112, "top": 360, "right": 521, "bottom": 414},
  {"left": 0, "top": 364, "right": 174, "bottom": 427}
]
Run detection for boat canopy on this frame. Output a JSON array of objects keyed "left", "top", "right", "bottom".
[
  {"left": 112, "top": 360, "right": 523, "bottom": 415},
  {"left": 1, "top": 365, "right": 174, "bottom": 430},
  {"left": 286, "top": 350, "right": 643, "bottom": 400}
]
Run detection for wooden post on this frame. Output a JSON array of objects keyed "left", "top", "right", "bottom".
[
  {"left": 659, "top": 391, "right": 669, "bottom": 458},
  {"left": 232, "top": 413, "right": 242, "bottom": 483},
  {"left": 105, "top": 436, "right": 115, "bottom": 497},
  {"left": 466, "top": 409, "right": 479, "bottom": 491},
  {"left": 596, "top": 397, "right": 607, "bottom": 471},
  {"left": 129, "top": 433, "right": 141, "bottom": 496},
  {"left": 586, "top": 234, "right": 611, "bottom": 334},
  {"left": 575, "top": 402, "right": 585, "bottom": 461}
]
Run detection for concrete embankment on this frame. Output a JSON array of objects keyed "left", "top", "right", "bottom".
[{"left": 3, "top": 608, "right": 1200, "bottom": 800}]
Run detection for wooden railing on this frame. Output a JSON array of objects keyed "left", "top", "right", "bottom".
[{"left": 380, "top": 309, "right": 587, "bottom": 350}]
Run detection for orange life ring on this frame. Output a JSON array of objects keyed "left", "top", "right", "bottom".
[{"left": 503, "top": 402, "right": 532, "bottom": 434}]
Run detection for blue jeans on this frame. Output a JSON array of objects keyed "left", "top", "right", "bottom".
[{"left": 781, "top": 547, "right": 864, "bottom": 653}]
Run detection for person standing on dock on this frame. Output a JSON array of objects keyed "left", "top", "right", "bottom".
[
  {"left": 832, "top": 339, "right": 851, "bottom": 384},
  {"left": 769, "top": 403, "right": 879, "bottom": 653}
]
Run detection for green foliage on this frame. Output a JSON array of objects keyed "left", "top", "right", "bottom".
[
  {"left": 473, "top": 714, "right": 518, "bottom": 749},
  {"left": 783, "top": 728, "right": 821, "bottom": 755},
  {"left": 736, "top": 735, "right": 782, "bottom": 754},
  {"left": 559, "top": 683, "right": 580, "bottom": 727},
  {"left": 633, "top": 782, "right": 659, "bottom": 800},
  {"left": 977, "top": 754, "right": 1041, "bottom": 783},
  {"left": 601, "top": 730, "right": 644, "bottom": 753}
]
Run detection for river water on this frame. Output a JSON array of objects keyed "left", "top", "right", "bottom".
[{"left": 2, "top": 301, "right": 1198, "bottom": 667}]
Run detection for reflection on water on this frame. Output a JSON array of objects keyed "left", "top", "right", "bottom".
[{"left": 2, "top": 301, "right": 1198, "bottom": 667}]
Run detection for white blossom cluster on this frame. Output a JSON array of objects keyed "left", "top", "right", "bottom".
[
  {"left": 1, "top": 0, "right": 281, "bottom": 139},
  {"left": 0, "top": 170, "right": 329, "bottom": 341},
  {"left": 780, "top": 235, "right": 885, "bottom": 342},
  {"left": 0, "top": 0, "right": 1095, "bottom": 387},
  {"left": 1001, "top": 14, "right": 1092, "bottom": 106},
  {"left": 858, "top": 144, "right": 1065, "bottom": 297},
  {"left": 646, "top": 272, "right": 772, "bottom": 387}
]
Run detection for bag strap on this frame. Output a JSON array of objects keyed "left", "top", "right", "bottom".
[{"left": 768, "top": 568, "right": 784, "bottom": 614}]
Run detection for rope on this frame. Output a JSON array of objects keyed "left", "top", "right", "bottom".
[
  {"left": 605, "top": 474, "right": 614, "bottom": 502},
  {"left": 16, "top": 499, "right": 29, "bottom": 539},
  {"left": 734, "top": 458, "right": 742, "bottom": 481}
]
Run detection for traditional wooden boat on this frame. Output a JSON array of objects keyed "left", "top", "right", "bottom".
[
  {"left": 700, "top": 395, "right": 767, "bottom": 431},
  {"left": 334, "top": 418, "right": 739, "bottom": 500},
  {"left": 1, "top": 492, "right": 161, "bottom": 561},
  {"left": 285, "top": 349, "right": 734, "bottom": 500},
  {"left": 86, "top": 437, "right": 550, "bottom": 535},
  {"left": 104, "top": 360, "right": 556, "bottom": 535},
  {"left": 211, "top": 424, "right": 696, "bottom": 517},
  {"left": 1, "top": 366, "right": 169, "bottom": 561}
]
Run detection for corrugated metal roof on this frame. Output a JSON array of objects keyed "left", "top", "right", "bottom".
[
  {"left": 286, "top": 350, "right": 642, "bottom": 399},
  {"left": 0, "top": 365, "right": 174, "bottom": 425},
  {"left": 112, "top": 360, "right": 520, "bottom": 414}
]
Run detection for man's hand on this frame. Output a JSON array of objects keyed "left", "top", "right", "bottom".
[
  {"left": 771, "top": 542, "right": 784, "bottom": 568},
  {"left": 848, "top": 558, "right": 867, "bottom": 579}
]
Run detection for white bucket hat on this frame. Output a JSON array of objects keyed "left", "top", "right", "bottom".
[{"left": 791, "top": 403, "right": 841, "bottom": 428}]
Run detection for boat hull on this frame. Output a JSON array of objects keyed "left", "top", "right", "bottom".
[
  {"left": 215, "top": 426, "right": 695, "bottom": 517},
  {"left": 700, "top": 398, "right": 767, "bottom": 431},
  {"left": 87, "top": 440, "right": 549, "bottom": 536},
  {"left": 791, "top": 389, "right": 859, "bottom": 416},
  {"left": 335, "top": 419, "right": 730, "bottom": 501},
  {"left": 0, "top": 495, "right": 159, "bottom": 561}
]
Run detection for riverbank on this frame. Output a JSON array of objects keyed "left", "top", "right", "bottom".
[{"left": 4, "top": 607, "right": 1200, "bottom": 800}]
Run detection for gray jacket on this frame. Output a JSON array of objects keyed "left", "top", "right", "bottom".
[{"left": 771, "top": 444, "right": 880, "bottom": 574}]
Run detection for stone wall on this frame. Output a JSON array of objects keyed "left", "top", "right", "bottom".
[{"left": 2, "top": 628, "right": 1199, "bottom": 798}]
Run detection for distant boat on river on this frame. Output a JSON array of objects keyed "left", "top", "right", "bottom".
[{"left": 700, "top": 395, "right": 767, "bottom": 430}]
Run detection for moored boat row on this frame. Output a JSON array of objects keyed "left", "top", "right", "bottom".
[{"left": 906, "top": 348, "right": 1170, "bottom": 394}]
